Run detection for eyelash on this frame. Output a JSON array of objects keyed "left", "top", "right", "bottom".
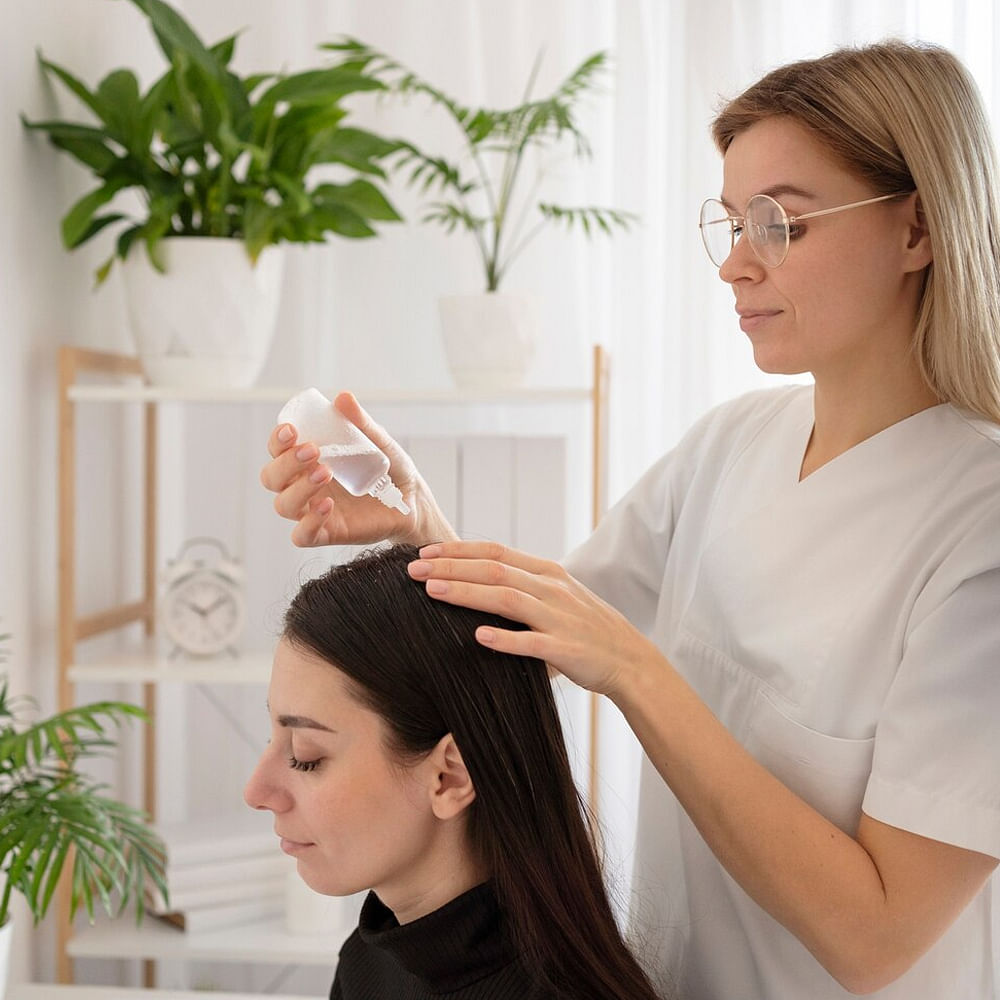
[{"left": 288, "top": 754, "right": 320, "bottom": 773}]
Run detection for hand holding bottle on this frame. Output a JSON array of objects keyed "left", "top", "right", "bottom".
[{"left": 262, "top": 391, "right": 458, "bottom": 549}]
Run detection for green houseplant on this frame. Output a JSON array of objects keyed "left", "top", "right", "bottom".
[
  {"left": 0, "top": 672, "right": 167, "bottom": 931},
  {"left": 22, "top": 0, "right": 404, "bottom": 388},
  {"left": 324, "top": 39, "right": 635, "bottom": 292},
  {"left": 322, "top": 39, "right": 637, "bottom": 387},
  {"left": 22, "top": 0, "right": 402, "bottom": 282}
]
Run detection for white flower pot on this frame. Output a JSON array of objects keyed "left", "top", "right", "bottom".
[
  {"left": 121, "top": 236, "right": 285, "bottom": 388},
  {"left": 0, "top": 917, "right": 12, "bottom": 1000},
  {"left": 437, "top": 292, "right": 539, "bottom": 389}
]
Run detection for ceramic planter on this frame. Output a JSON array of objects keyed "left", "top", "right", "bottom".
[
  {"left": 437, "top": 292, "right": 539, "bottom": 389},
  {"left": 0, "top": 917, "right": 11, "bottom": 1000},
  {"left": 120, "top": 236, "right": 285, "bottom": 388}
]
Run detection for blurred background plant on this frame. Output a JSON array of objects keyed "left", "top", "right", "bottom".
[
  {"left": 0, "top": 653, "right": 167, "bottom": 927},
  {"left": 21, "top": 0, "right": 404, "bottom": 284},
  {"left": 324, "top": 39, "right": 637, "bottom": 292}
]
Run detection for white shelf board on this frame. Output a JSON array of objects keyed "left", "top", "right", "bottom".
[
  {"left": 67, "top": 914, "right": 349, "bottom": 966},
  {"left": 67, "top": 384, "right": 592, "bottom": 405},
  {"left": 68, "top": 645, "right": 272, "bottom": 685}
]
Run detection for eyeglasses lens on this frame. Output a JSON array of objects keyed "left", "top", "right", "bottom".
[
  {"left": 745, "top": 195, "right": 789, "bottom": 267},
  {"left": 699, "top": 199, "right": 735, "bottom": 267}
]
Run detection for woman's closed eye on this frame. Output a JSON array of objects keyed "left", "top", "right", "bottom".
[{"left": 288, "top": 754, "right": 321, "bottom": 772}]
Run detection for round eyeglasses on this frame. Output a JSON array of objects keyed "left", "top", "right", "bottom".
[{"left": 698, "top": 190, "right": 914, "bottom": 268}]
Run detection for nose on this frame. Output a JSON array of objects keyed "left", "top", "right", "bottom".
[
  {"left": 717, "top": 230, "right": 764, "bottom": 284},
  {"left": 244, "top": 745, "right": 292, "bottom": 814}
]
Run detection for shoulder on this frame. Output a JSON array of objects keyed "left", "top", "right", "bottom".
[{"left": 947, "top": 405, "right": 1000, "bottom": 461}]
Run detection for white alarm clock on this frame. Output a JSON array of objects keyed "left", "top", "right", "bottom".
[{"left": 159, "top": 537, "right": 246, "bottom": 658}]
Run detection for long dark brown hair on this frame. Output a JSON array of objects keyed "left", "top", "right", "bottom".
[{"left": 283, "top": 544, "right": 659, "bottom": 1000}]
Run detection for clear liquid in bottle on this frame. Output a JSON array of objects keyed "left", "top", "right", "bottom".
[{"left": 277, "top": 388, "right": 410, "bottom": 514}]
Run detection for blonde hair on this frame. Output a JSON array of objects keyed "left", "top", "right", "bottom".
[{"left": 712, "top": 40, "right": 1000, "bottom": 424}]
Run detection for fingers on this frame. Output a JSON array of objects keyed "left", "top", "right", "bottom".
[
  {"left": 289, "top": 496, "right": 334, "bottom": 548},
  {"left": 267, "top": 422, "right": 296, "bottom": 460},
  {"left": 414, "top": 540, "right": 559, "bottom": 578},
  {"left": 418, "top": 574, "right": 548, "bottom": 631}
]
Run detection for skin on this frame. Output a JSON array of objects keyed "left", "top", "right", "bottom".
[
  {"left": 260, "top": 118, "right": 997, "bottom": 989},
  {"left": 244, "top": 639, "right": 482, "bottom": 924}
]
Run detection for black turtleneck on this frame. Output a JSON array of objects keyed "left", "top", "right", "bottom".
[{"left": 328, "top": 882, "right": 554, "bottom": 999}]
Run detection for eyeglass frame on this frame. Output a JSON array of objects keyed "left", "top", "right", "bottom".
[{"left": 698, "top": 189, "right": 916, "bottom": 268}]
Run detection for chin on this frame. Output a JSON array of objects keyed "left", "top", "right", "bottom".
[{"left": 751, "top": 350, "right": 809, "bottom": 377}]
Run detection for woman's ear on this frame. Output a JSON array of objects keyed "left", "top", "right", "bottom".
[
  {"left": 902, "top": 193, "right": 933, "bottom": 271},
  {"left": 426, "top": 733, "right": 476, "bottom": 820}
]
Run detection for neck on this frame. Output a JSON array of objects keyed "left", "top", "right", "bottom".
[
  {"left": 801, "top": 358, "right": 941, "bottom": 480},
  {"left": 376, "top": 829, "right": 489, "bottom": 925}
]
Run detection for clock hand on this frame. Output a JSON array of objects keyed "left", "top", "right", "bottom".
[{"left": 203, "top": 595, "right": 229, "bottom": 616}]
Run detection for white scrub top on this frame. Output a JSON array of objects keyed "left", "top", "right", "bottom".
[{"left": 566, "top": 385, "right": 1000, "bottom": 999}]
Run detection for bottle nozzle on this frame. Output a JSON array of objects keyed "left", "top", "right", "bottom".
[{"left": 368, "top": 474, "right": 411, "bottom": 515}]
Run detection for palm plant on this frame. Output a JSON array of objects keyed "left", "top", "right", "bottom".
[
  {"left": 323, "top": 39, "right": 636, "bottom": 291},
  {"left": 0, "top": 668, "right": 166, "bottom": 927},
  {"left": 21, "top": 0, "right": 403, "bottom": 283}
]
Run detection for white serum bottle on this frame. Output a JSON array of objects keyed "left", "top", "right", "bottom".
[{"left": 277, "top": 388, "right": 411, "bottom": 515}]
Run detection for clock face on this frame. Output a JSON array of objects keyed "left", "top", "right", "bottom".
[{"left": 161, "top": 569, "right": 245, "bottom": 657}]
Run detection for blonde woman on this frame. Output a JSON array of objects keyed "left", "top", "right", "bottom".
[{"left": 263, "top": 41, "right": 1000, "bottom": 999}]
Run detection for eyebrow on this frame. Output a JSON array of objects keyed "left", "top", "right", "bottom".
[
  {"left": 276, "top": 713, "right": 336, "bottom": 733},
  {"left": 720, "top": 184, "right": 817, "bottom": 212}
]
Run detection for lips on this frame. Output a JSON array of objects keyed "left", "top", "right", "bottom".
[
  {"left": 736, "top": 306, "right": 781, "bottom": 319},
  {"left": 277, "top": 833, "right": 314, "bottom": 856},
  {"left": 736, "top": 306, "right": 782, "bottom": 333}
]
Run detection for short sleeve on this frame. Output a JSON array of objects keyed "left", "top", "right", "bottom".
[
  {"left": 863, "top": 507, "right": 1000, "bottom": 859},
  {"left": 562, "top": 452, "right": 678, "bottom": 634}
]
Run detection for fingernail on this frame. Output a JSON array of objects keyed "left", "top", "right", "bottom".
[
  {"left": 426, "top": 579, "right": 448, "bottom": 596},
  {"left": 278, "top": 425, "right": 294, "bottom": 444},
  {"left": 316, "top": 498, "right": 334, "bottom": 515},
  {"left": 419, "top": 543, "right": 442, "bottom": 558},
  {"left": 296, "top": 445, "right": 316, "bottom": 462},
  {"left": 477, "top": 627, "right": 495, "bottom": 644},
  {"left": 310, "top": 466, "right": 330, "bottom": 484},
  {"left": 408, "top": 560, "right": 431, "bottom": 579}
]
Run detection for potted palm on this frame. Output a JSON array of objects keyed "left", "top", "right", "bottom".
[
  {"left": 0, "top": 652, "right": 167, "bottom": 999},
  {"left": 22, "top": 0, "right": 403, "bottom": 388},
  {"left": 323, "top": 40, "right": 637, "bottom": 387}
]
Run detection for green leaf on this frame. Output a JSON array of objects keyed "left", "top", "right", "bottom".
[
  {"left": 95, "top": 69, "right": 141, "bottom": 146},
  {"left": 37, "top": 55, "right": 105, "bottom": 122},
  {"left": 126, "top": 0, "right": 225, "bottom": 85},
  {"left": 257, "top": 67, "right": 384, "bottom": 108},
  {"left": 313, "top": 179, "right": 401, "bottom": 222},
  {"left": 309, "top": 126, "right": 401, "bottom": 176},
  {"left": 20, "top": 119, "right": 119, "bottom": 173},
  {"left": 307, "top": 204, "right": 377, "bottom": 239},
  {"left": 210, "top": 32, "right": 240, "bottom": 67}
]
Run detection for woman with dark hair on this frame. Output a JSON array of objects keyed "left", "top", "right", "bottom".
[{"left": 244, "top": 543, "right": 661, "bottom": 1000}]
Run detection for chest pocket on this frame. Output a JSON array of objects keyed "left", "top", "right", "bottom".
[{"left": 744, "top": 689, "right": 875, "bottom": 835}]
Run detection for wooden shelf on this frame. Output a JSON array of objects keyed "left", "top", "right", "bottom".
[
  {"left": 67, "top": 644, "right": 273, "bottom": 686},
  {"left": 66, "top": 914, "right": 348, "bottom": 966}
]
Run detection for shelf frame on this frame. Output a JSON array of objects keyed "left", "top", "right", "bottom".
[{"left": 57, "top": 347, "right": 159, "bottom": 985}]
